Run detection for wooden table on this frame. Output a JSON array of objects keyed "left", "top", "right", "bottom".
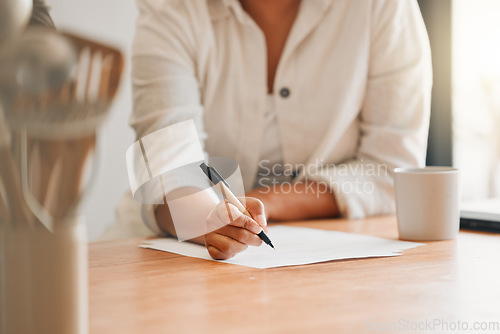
[{"left": 89, "top": 216, "right": 500, "bottom": 333}]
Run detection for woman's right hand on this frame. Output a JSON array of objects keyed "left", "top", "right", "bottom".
[{"left": 204, "top": 197, "right": 267, "bottom": 260}]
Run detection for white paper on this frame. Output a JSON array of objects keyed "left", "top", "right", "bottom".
[{"left": 140, "top": 226, "right": 423, "bottom": 269}]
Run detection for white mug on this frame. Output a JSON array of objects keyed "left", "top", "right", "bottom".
[{"left": 394, "top": 167, "right": 461, "bottom": 241}]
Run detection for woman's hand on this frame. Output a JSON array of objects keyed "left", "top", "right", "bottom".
[{"left": 204, "top": 197, "right": 267, "bottom": 260}]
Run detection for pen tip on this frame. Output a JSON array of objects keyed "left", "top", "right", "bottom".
[{"left": 270, "top": 243, "right": 275, "bottom": 249}]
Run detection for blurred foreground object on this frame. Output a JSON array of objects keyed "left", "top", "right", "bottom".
[
  {"left": 30, "top": 0, "right": 55, "bottom": 28},
  {"left": 0, "top": 0, "right": 32, "bottom": 46},
  {"left": 0, "top": 27, "right": 124, "bottom": 228},
  {"left": 0, "top": 23, "right": 123, "bottom": 334}
]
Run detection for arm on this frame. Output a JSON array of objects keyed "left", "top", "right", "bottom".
[
  {"left": 251, "top": 0, "right": 432, "bottom": 221},
  {"left": 301, "top": 0, "right": 432, "bottom": 219},
  {"left": 246, "top": 182, "right": 339, "bottom": 221},
  {"left": 132, "top": 1, "right": 264, "bottom": 259},
  {"left": 154, "top": 188, "right": 206, "bottom": 245},
  {"left": 131, "top": 0, "right": 207, "bottom": 234}
]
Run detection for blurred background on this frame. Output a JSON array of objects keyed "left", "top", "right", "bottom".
[
  {"left": 452, "top": 0, "right": 500, "bottom": 200},
  {"left": 420, "top": 0, "right": 500, "bottom": 201},
  {"left": 41, "top": 0, "right": 500, "bottom": 240}
]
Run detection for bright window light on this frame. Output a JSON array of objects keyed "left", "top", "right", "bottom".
[{"left": 453, "top": 0, "right": 500, "bottom": 200}]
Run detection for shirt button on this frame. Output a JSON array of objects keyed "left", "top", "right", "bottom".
[{"left": 279, "top": 87, "right": 290, "bottom": 98}]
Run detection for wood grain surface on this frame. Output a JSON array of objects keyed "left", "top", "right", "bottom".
[{"left": 88, "top": 216, "right": 500, "bottom": 334}]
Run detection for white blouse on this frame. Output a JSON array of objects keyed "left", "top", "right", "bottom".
[
  {"left": 129, "top": 0, "right": 432, "bottom": 223},
  {"left": 260, "top": 95, "right": 283, "bottom": 169},
  {"left": 255, "top": 94, "right": 289, "bottom": 188}
]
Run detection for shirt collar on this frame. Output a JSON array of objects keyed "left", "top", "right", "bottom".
[
  {"left": 208, "top": 0, "right": 334, "bottom": 24},
  {"left": 207, "top": 0, "right": 247, "bottom": 23}
]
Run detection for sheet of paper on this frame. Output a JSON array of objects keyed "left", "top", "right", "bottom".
[{"left": 140, "top": 226, "right": 423, "bottom": 269}]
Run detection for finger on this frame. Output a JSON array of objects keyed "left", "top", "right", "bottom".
[
  {"left": 205, "top": 202, "right": 229, "bottom": 232},
  {"left": 216, "top": 224, "right": 263, "bottom": 247},
  {"left": 205, "top": 232, "right": 248, "bottom": 257},
  {"left": 205, "top": 200, "right": 239, "bottom": 233},
  {"left": 216, "top": 202, "right": 262, "bottom": 234},
  {"left": 242, "top": 197, "right": 268, "bottom": 228},
  {"left": 207, "top": 245, "right": 233, "bottom": 261}
]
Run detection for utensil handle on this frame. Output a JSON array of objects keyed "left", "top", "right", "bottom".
[{"left": 0, "top": 147, "right": 32, "bottom": 225}]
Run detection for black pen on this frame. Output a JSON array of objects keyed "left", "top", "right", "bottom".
[{"left": 199, "top": 162, "right": 275, "bottom": 249}]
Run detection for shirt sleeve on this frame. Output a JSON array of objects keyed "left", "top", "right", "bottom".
[
  {"left": 131, "top": 0, "right": 207, "bottom": 141},
  {"left": 130, "top": 0, "right": 211, "bottom": 234},
  {"left": 306, "top": 0, "right": 433, "bottom": 219}
]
